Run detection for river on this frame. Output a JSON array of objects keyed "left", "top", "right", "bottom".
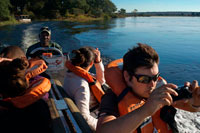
[
  {"left": 1, "top": 17, "right": 200, "bottom": 85},
  {"left": 0, "top": 17, "right": 200, "bottom": 132}
]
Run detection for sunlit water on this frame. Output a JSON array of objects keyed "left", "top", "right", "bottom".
[
  {"left": 1, "top": 17, "right": 200, "bottom": 85},
  {"left": 0, "top": 17, "right": 200, "bottom": 132}
]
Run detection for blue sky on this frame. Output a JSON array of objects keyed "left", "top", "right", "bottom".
[{"left": 111, "top": 0, "right": 200, "bottom": 12}]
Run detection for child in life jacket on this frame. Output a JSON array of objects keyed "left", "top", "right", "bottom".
[
  {"left": 0, "top": 46, "right": 52, "bottom": 132},
  {"left": 97, "top": 43, "right": 200, "bottom": 133},
  {"left": 0, "top": 46, "right": 50, "bottom": 105},
  {"left": 64, "top": 46, "right": 105, "bottom": 131}
]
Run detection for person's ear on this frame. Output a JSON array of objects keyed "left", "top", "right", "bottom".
[
  {"left": 123, "top": 70, "right": 132, "bottom": 86},
  {"left": 123, "top": 70, "right": 130, "bottom": 83}
]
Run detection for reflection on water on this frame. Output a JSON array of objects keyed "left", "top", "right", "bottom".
[{"left": 0, "top": 17, "right": 200, "bottom": 85}]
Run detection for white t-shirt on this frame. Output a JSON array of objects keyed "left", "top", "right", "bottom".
[{"left": 63, "top": 61, "right": 105, "bottom": 131}]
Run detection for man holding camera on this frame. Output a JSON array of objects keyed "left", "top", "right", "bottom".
[{"left": 97, "top": 43, "right": 200, "bottom": 133}]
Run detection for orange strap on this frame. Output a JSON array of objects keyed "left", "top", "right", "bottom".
[{"left": 65, "top": 61, "right": 94, "bottom": 82}]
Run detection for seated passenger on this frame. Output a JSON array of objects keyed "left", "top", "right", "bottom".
[
  {"left": 64, "top": 46, "right": 105, "bottom": 131},
  {"left": 97, "top": 43, "right": 200, "bottom": 133},
  {"left": 0, "top": 58, "right": 52, "bottom": 132},
  {"left": 0, "top": 46, "right": 52, "bottom": 132},
  {"left": 0, "top": 45, "right": 50, "bottom": 105}
]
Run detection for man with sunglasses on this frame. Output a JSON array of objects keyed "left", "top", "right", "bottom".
[
  {"left": 26, "top": 26, "right": 62, "bottom": 58},
  {"left": 96, "top": 43, "right": 200, "bottom": 133}
]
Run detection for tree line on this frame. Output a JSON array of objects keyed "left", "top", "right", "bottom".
[{"left": 0, "top": 0, "right": 117, "bottom": 21}]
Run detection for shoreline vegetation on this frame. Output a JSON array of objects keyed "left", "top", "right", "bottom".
[
  {"left": 0, "top": 15, "right": 106, "bottom": 27},
  {"left": 1, "top": 0, "right": 200, "bottom": 27},
  {"left": 1, "top": 11, "right": 200, "bottom": 27}
]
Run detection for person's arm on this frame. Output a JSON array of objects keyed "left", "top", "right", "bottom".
[
  {"left": 97, "top": 83, "right": 178, "bottom": 133},
  {"left": 94, "top": 61, "right": 105, "bottom": 84},
  {"left": 97, "top": 105, "right": 152, "bottom": 133},
  {"left": 74, "top": 82, "right": 97, "bottom": 131},
  {"left": 93, "top": 48, "right": 105, "bottom": 84}
]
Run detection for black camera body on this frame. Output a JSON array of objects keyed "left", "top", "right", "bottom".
[{"left": 172, "top": 86, "right": 192, "bottom": 101}]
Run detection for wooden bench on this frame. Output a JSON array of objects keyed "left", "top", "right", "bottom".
[{"left": 47, "top": 78, "right": 93, "bottom": 133}]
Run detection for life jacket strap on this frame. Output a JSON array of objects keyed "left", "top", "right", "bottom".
[
  {"left": 117, "top": 87, "right": 132, "bottom": 103},
  {"left": 89, "top": 80, "right": 96, "bottom": 86}
]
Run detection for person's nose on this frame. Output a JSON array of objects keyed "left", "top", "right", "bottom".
[
  {"left": 44, "top": 35, "right": 48, "bottom": 39},
  {"left": 148, "top": 79, "right": 157, "bottom": 88}
]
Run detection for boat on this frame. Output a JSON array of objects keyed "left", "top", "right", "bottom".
[
  {"left": 15, "top": 15, "right": 31, "bottom": 23},
  {"left": 30, "top": 47, "right": 93, "bottom": 133}
]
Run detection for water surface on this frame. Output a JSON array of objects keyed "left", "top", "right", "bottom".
[{"left": 1, "top": 17, "right": 200, "bottom": 85}]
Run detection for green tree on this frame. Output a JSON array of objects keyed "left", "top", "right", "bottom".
[
  {"left": 132, "top": 9, "right": 138, "bottom": 16},
  {"left": 102, "top": 0, "right": 117, "bottom": 14},
  {"left": 118, "top": 8, "right": 126, "bottom": 15},
  {"left": 0, "top": 0, "right": 11, "bottom": 21},
  {"left": 10, "top": 0, "right": 28, "bottom": 14}
]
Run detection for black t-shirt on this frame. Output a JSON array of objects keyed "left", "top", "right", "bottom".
[
  {"left": 98, "top": 89, "right": 119, "bottom": 118},
  {"left": 0, "top": 99, "right": 52, "bottom": 133}
]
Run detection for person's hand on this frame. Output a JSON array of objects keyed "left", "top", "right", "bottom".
[
  {"left": 93, "top": 48, "right": 101, "bottom": 63},
  {"left": 186, "top": 80, "right": 200, "bottom": 108},
  {"left": 143, "top": 83, "right": 178, "bottom": 115}
]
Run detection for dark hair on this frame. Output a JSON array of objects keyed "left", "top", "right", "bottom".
[
  {"left": 0, "top": 46, "right": 25, "bottom": 59},
  {"left": 0, "top": 58, "right": 29, "bottom": 98},
  {"left": 123, "top": 43, "right": 159, "bottom": 77},
  {"left": 71, "top": 46, "right": 95, "bottom": 69}
]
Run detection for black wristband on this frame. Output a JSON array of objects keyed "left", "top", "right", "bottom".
[
  {"left": 192, "top": 104, "right": 200, "bottom": 108},
  {"left": 94, "top": 59, "right": 101, "bottom": 63}
]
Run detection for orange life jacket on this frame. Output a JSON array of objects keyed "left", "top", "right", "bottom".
[
  {"left": 25, "top": 58, "right": 48, "bottom": 81},
  {"left": 4, "top": 77, "right": 51, "bottom": 108},
  {"left": 105, "top": 59, "right": 172, "bottom": 133},
  {"left": 3, "top": 59, "right": 50, "bottom": 108},
  {"left": 65, "top": 60, "right": 105, "bottom": 103}
]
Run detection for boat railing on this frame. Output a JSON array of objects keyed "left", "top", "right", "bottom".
[{"left": 48, "top": 78, "right": 92, "bottom": 133}]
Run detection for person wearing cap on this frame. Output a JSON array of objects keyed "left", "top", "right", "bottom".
[{"left": 26, "top": 26, "right": 62, "bottom": 58}]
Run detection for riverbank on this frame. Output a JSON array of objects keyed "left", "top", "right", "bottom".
[
  {"left": 37, "top": 15, "right": 104, "bottom": 23},
  {"left": 0, "top": 15, "right": 108, "bottom": 27},
  {"left": 0, "top": 19, "right": 21, "bottom": 27}
]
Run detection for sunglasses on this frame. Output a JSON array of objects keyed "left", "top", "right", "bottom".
[{"left": 133, "top": 72, "right": 160, "bottom": 84}]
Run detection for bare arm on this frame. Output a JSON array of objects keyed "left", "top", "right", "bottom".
[
  {"left": 93, "top": 48, "right": 105, "bottom": 84},
  {"left": 97, "top": 105, "right": 151, "bottom": 133},
  {"left": 97, "top": 84, "right": 178, "bottom": 133}
]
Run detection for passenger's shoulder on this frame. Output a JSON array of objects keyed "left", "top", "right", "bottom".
[
  {"left": 50, "top": 41, "right": 60, "bottom": 46},
  {"left": 65, "top": 72, "right": 88, "bottom": 85},
  {"left": 28, "top": 42, "right": 40, "bottom": 50}
]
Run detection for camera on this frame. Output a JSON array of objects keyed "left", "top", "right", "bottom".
[{"left": 172, "top": 86, "right": 192, "bottom": 101}]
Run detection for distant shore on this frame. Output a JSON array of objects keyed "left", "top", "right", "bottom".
[
  {"left": 0, "top": 15, "right": 107, "bottom": 27},
  {"left": 1, "top": 13, "right": 199, "bottom": 27}
]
